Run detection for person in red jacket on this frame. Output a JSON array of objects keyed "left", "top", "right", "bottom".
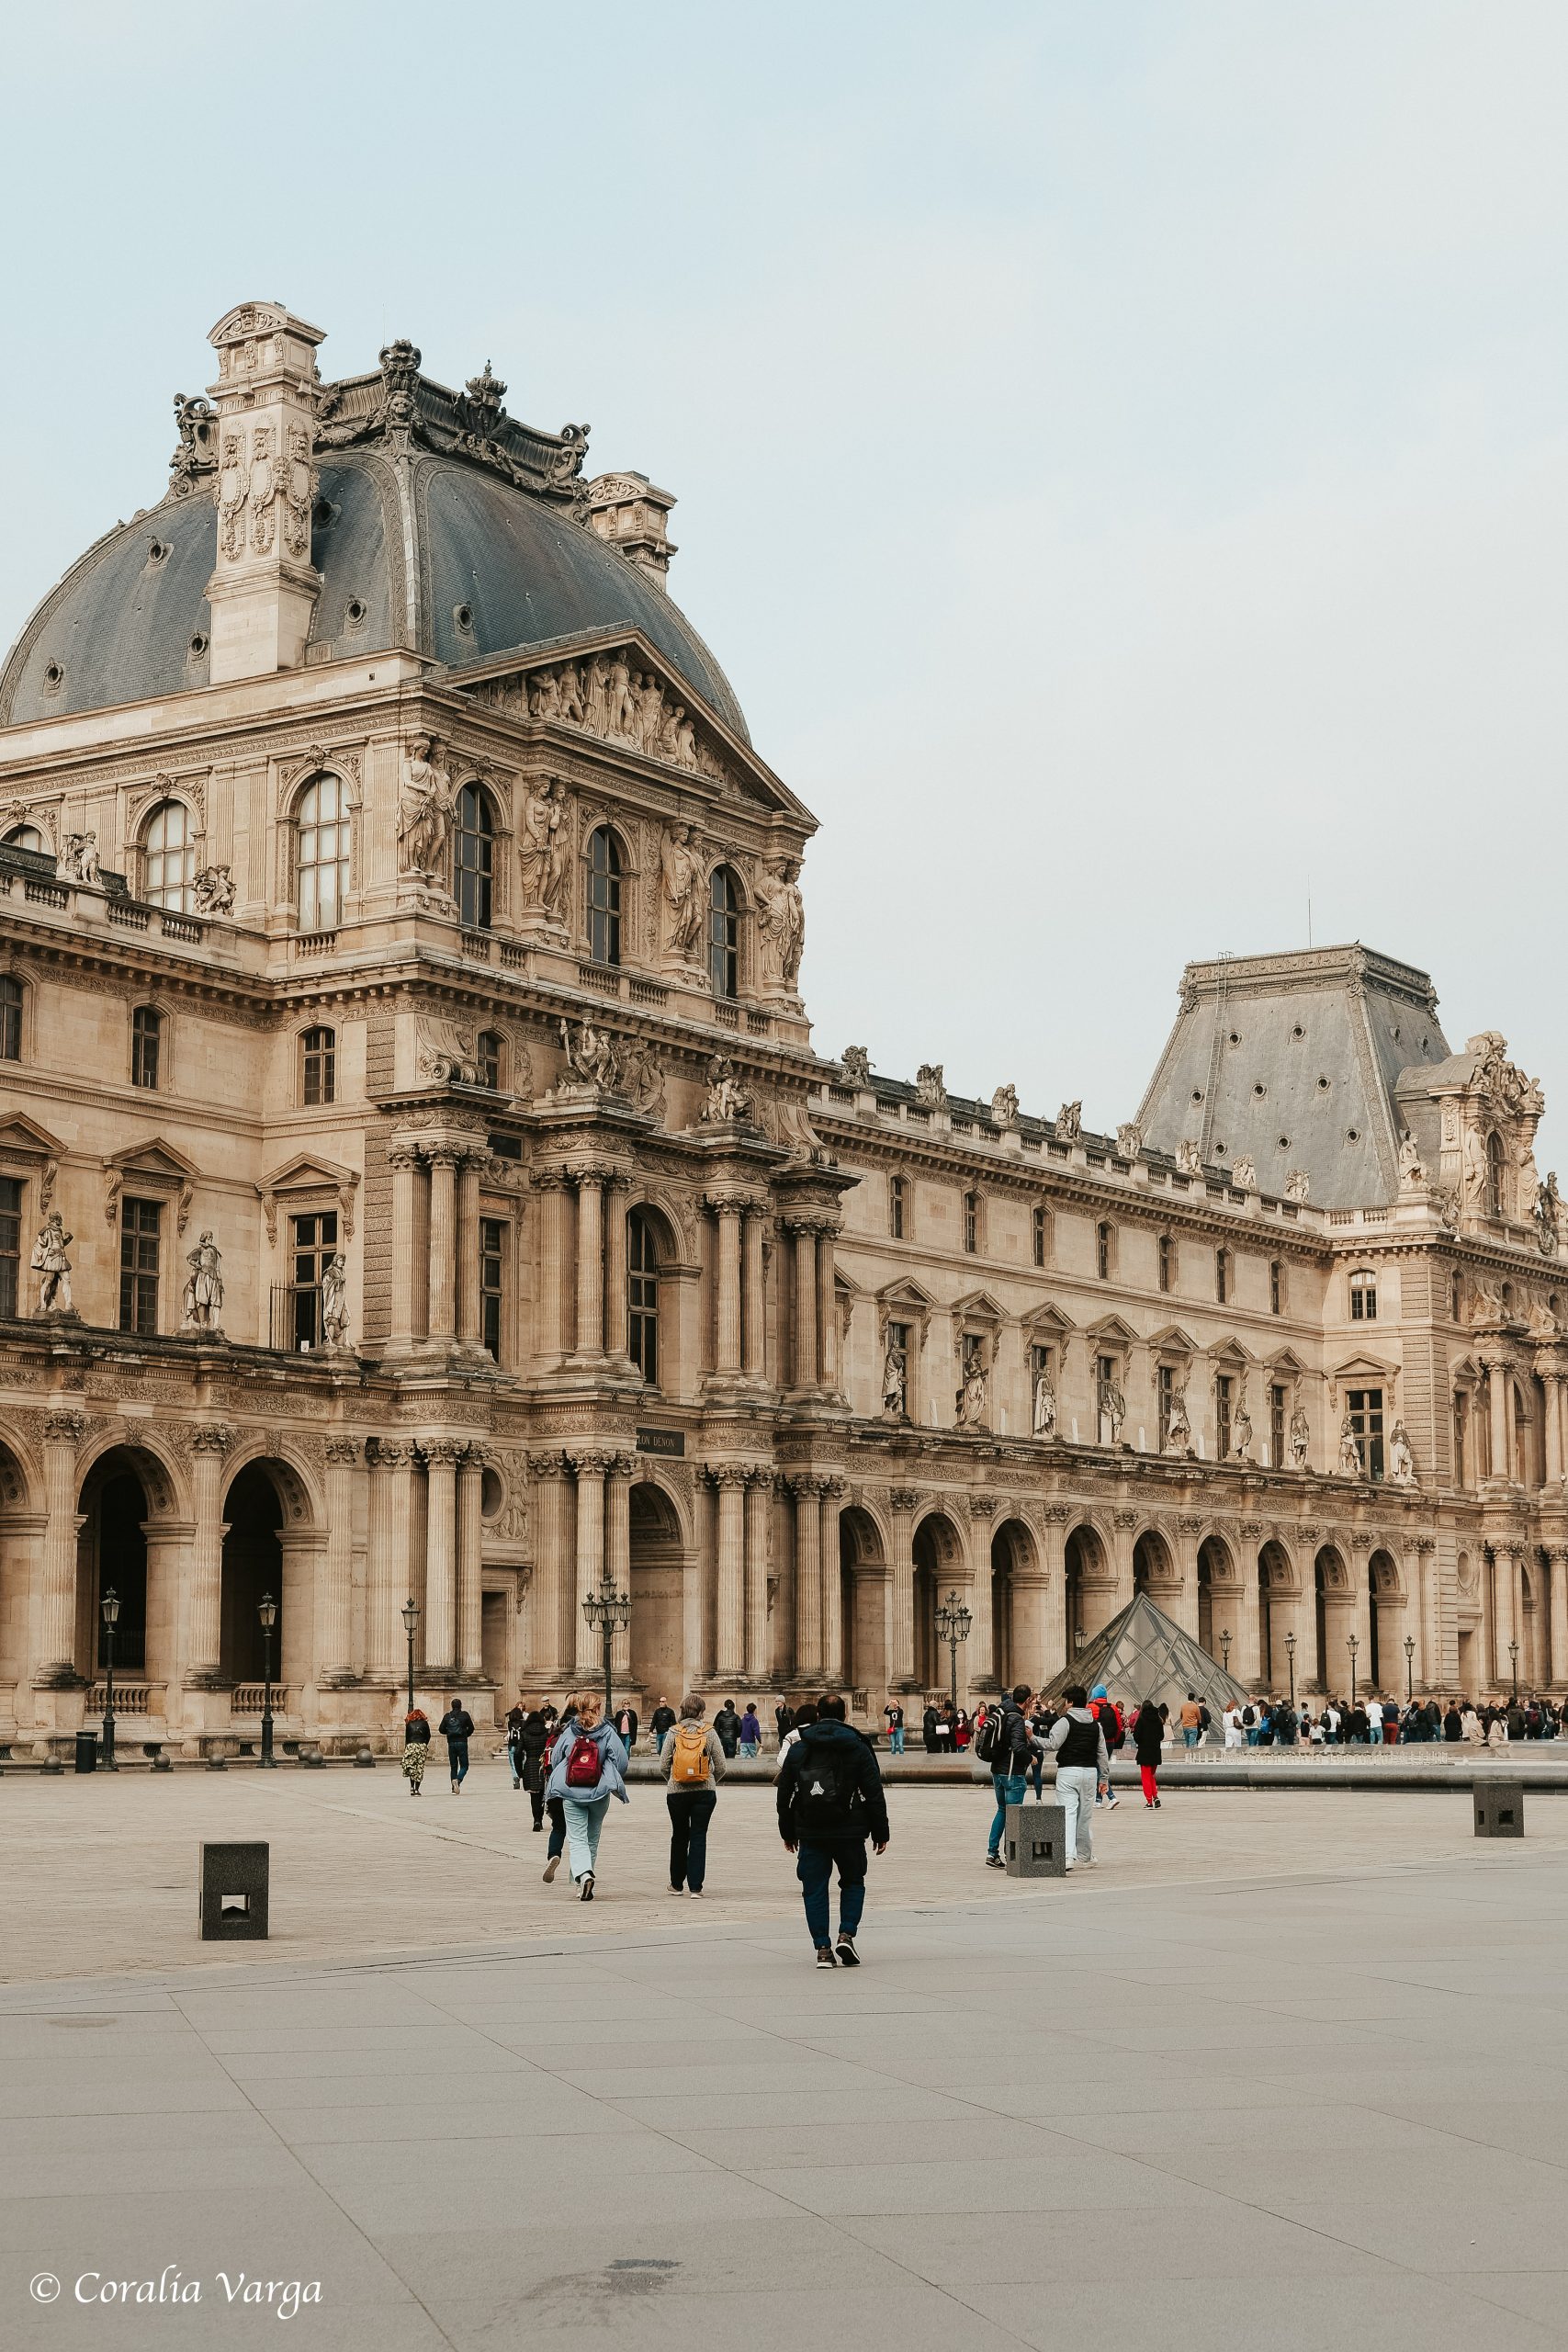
[{"left": 1089, "top": 1685, "right": 1122, "bottom": 1808}]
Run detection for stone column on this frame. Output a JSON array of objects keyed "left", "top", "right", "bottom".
[
  {"left": 606, "top": 1455, "right": 633, "bottom": 1680},
  {"left": 529, "top": 1451, "right": 571, "bottom": 1682},
  {"left": 1235, "top": 1533, "right": 1263, "bottom": 1689},
  {"left": 37, "top": 1409, "right": 84, "bottom": 1680},
  {"left": 966, "top": 1498, "right": 996, "bottom": 1691},
  {"left": 457, "top": 1444, "right": 486, "bottom": 1678},
  {"left": 572, "top": 1452, "right": 608, "bottom": 1675},
  {"left": 1491, "top": 1544, "right": 1517, "bottom": 1690},
  {"left": 321, "top": 1436, "right": 360, "bottom": 1684},
  {"left": 603, "top": 1176, "right": 630, "bottom": 1363},
  {"left": 426, "top": 1148, "right": 459, "bottom": 1346},
  {"left": 792, "top": 1474, "right": 822, "bottom": 1679},
  {"left": 529, "top": 1172, "right": 569, "bottom": 1366},
  {"left": 818, "top": 1478, "right": 846, "bottom": 1683},
  {"left": 791, "top": 1224, "right": 818, "bottom": 1388},
  {"left": 186, "top": 1423, "right": 233, "bottom": 1682},
  {"left": 712, "top": 1465, "right": 748, "bottom": 1680},
  {"left": 742, "top": 1204, "right": 768, "bottom": 1379},
  {"left": 366, "top": 1440, "right": 408, "bottom": 1679},
  {"left": 710, "top": 1199, "right": 744, "bottom": 1377},
  {"left": 888, "top": 1487, "right": 919, "bottom": 1689},
  {"left": 744, "top": 1465, "right": 771, "bottom": 1679},
  {"left": 1548, "top": 1545, "right": 1568, "bottom": 1690},
  {"left": 1487, "top": 1355, "right": 1511, "bottom": 1483},
  {"left": 816, "top": 1225, "right": 840, "bottom": 1392},
  {"left": 573, "top": 1173, "right": 605, "bottom": 1358},
  {"left": 455, "top": 1151, "right": 483, "bottom": 1349},
  {"left": 422, "top": 1440, "right": 462, "bottom": 1673},
  {"left": 387, "top": 1143, "right": 423, "bottom": 1352},
  {"left": 1542, "top": 1367, "right": 1565, "bottom": 1486}
]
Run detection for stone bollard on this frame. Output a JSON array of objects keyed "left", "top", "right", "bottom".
[
  {"left": 300, "top": 1749, "right": 325, "bottom": 1769},
  {"left": 1005, "top": 1802, "right": 1069, "bottom": 1878},
  {"left": 152, "top": 1756, "right": 172, "bottom": 1773},
  {"left": 1474, "top": 1780, "right": 1525, "bottom": 1838},
  {"left": 198, "top": 1841, "right": 269, "bottom": 1940},
  {"left": 354, "top": 1747, "right": 376, "bottom": 1768}
]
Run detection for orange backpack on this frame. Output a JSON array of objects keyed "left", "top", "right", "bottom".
[{"left": 670, "top": 1723, "right": 711, "bottom": 1785}]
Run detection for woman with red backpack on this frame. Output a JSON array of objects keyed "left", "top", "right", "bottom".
[{"left": 544, "top": 1691, "right": 630, "bottom": 1901}]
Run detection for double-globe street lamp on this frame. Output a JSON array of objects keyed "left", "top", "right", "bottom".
[
  {"left": 402, "top": 1597, "right": 420, "bottom": 1716},
  {"left": 1347, "top": 1630, "right": 1359, "bottom": 1713},
  {"left": 1404, "top": 1632, "right": 1416, "bottom": 1706},
  {"left": 1220, "top": 1626, "right": 1233, "bottom": 1675},
  {"left": 258, "top": 1590, "right": 278, "bottom": 1767},
  {"left": 1509, "top": 1638, "right": 1520, "bottom": 1705},
  {"left": 935, "top": 1589, "right": 972, "bottom": 1713},
  {"left": 582, "top": 1573, "right": 632, "bottom": 1720},
  {"left": 1283, "top": 1627, "right": 1297, "bottom": 1713},
  {"left": 99, "top": 1586, "right": 119, "bottom": 1770}
]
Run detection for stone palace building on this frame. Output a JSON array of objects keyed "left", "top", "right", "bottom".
[{"left": 0, "top": 299, "right": 1561, "bottom": 1758}]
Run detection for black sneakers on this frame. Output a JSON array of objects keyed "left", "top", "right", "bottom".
[
  {"left": 985, "top": 1851, "right": 1005, "bottom": 1870},
  {"left": 836, "top": 1936, "right": 861, "bottom": 1967},
  {"left": 815, "top": 1943, "right": 837, "bottom": 1968}
]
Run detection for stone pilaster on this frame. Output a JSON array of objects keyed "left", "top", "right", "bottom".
[
  {"left": 37, "top": 1409, "right": 85, "bottom": 1683},
  {"left": 888, "top": 1487, "right": 919, "bottom": 1690},
  {"left": 186, "top": 1423, "right": 234, "bottom": 1683},
  {"left": 321, "top": 1435, "right": 360, "bottom": 1684},
  {"left": 422, "top": 1440, "right": 464, "bottom": 1673},
  {"left": 711, "top": 1464, "right": 749, "bottom": 1681},
  {"left": 457, "top": 1443, "right": 486, "bottom": 1677}
]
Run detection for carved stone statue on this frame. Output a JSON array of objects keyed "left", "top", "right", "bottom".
[
  {"left": 180, "top": 1230, "right": 224, "bottom": 1332},
  {"left": 956, "top": 1358, "right": 988, "bottom": 1429},
  {"left": 1232, "top": 1393, "right": 1253, "bottom": 1460},
  {"left": 60, "top": 832, "right": 100, "bottom": 886},
  {"left": 702, "top": 1055, "right": 753, "bottom": 1125},
  {"left": 754, "top": 856, "right": 806, "bottom": 989},
  {"left": 1055, "top": 1101, "right": 1082, "bottom": 1144},
  {"left": 840, "top": 1046, "right": 873, "bottom": 1086},
  {"left": 559, "top": 1018, "right": 625, "bottom": 1092},
  {"left": 195, "top": 865, "right": 235, "bottom": 916},
  {"left": 30, "top": 1212, "right": 73, "bottom": 1315},
  {"left": 518, "top": 779, "right": 568, "bottom": 921},
  {"left": 1284, "top": 1168, "right": 1311, "bottom": 1203},
  {"left": 660, "top": 821, "right": 704, "bottom": 958},
  {"left": 1163, "top": 1383, "right": 1192, "bottom": 1456},
  {"left": 990, "top": 1083, "right": 1019, "bottom": 1129},
  {"left": 882, "top": 1341, "right": 907, "bottom": 1419},
  {"left": 321, "top": 1253, "right": 350, "bottom": 1351},
  {"left": 1398, "top": 1132, "right": 1425, "bottom": 1186},
  {"left": 1526, "top": 1295, "right": 1557, "bottom": 1340},
  {"left": 618, "top": 1039, "right": 665, "bottom": 1118},
  {"left": 416, "top": 1016, "right": 480, "bottom": 1086},
  {"left": 1116, "top": 1122, "right": 1143, "bottom": 1159},
  {"left": 1099, "top": 1377, "right": 1126, "bottom": 1445},
  {"left": 1032, "top": 1367, "right": 1057, "bottom": 1439},
  {"left": 916, "top": 1063, "right": 947, "bottom": 1110},
  {"left": 1535, "top": 1171, "right": 1562, "bottom": 1258},
  {"left": 1232, "top": 1155, "right": 1258, "bottom": 1192},
  {"left": 1337, "top": 1415, "right": 1362, "bottom": 1477},
  {"left": 1290, "top": 1404, "right": 1310, "bottom": 1469},
  {"left": 1461, "top": 1120, "right": 1490, "bottom": 1210},
  {"left": 1469, "top": 1275, "right": 1506, "bottom": 1325},
  {"left": 398, "top": 737, "right": 454, "bottom": 879},
  {"left": 1176, "top": 1140, "right": 1203, "bottom": 1176},
  {"left": 1388, "top": 1419, "right": 1417, "bottom": 1487}
]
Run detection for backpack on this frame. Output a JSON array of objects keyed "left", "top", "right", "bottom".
[
  {"left": 975, "top": 1709, "right": 1004, "bottom": 1766},
  {"left": 669, "top": 1724, "right": 711, "bottom": 1786},
  {"left": 1242, "top": 1705, "right": 1257, "bottom": 1727},
  {"left": 565, "top": 1733, "right": 603, "bottom": 1790},
  {"left": 1094, "top": 1700, "right": 1124, "bottom": 1750},
  {"left": 793, "top": 1736, "right": 857, "bottom": 1836}
]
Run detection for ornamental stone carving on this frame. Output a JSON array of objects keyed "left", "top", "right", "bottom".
[
  {"left": 702, "top": 1055, "right": 754, "bottom": 1125},
  {"left": 519, "top": 779, "right": 570, "bottom": 921},
  {"left": 195, "top": 865, "right": 235, "bottom": 915},
  {"left": 915, "top": 1064, "right": 947, "bottom": 1110},
  {"left": 180, "top": 1231, "right": 224, "bottom": 1332},
  {"left": 321, "top": 1255, "right": 350, "bottom": 1351},
  {"left": 1116, "top": 1122, "right": 1143, "bottom": 1159},
  {"left": 881, "top": 1340, "right": 907, "bottom": 1419},
  {"left": 1032, "top": 1367, "right": 1057, "bottom": 1439},
  {"left": 1175, "top": 1140, "right": 1203, "bottom": 1176},
  {"left": 990, "top": 1084, "right": 1019, "bottom": 1129},
  {"left": 473, "top": 647, "right": 740, "bottom": 791},
  {"left": 660, "top": 820, "right": 704, "bottom": 959},
  {"left": 754, "top": 856, "right": 805, "bottom": 989},
  {"left": 416, "top": 1016, "right": 480, "bottom": 1087},
  {"left": 1055, "top": 1101, "right": 1082, "bottom": 1144},
  {"left": 840, "top": 1046, "right": 873, "bottom": 1085},
  {"left": 1388, "top": 1419, "right": 1418, "bottom": 1487},
  {"left": 1285, "top": 1168, "right": 1311, "bottom": 1202},
  {"left": 398, "top": 738, "right": 455, "bottom": 881},
  {"left": 31, "top": 1212, "right": 73, "bottom": 1316}
]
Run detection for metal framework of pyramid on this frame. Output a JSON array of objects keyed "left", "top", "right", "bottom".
[{"left": 1040, "top": 1592, "right": 1251, "bottom": 1714}]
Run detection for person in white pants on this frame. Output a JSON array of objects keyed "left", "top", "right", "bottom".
[{"left": 1045, "top": 1685, "right": 1111, "bottom": 1869}]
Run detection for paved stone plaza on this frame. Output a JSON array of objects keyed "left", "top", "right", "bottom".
[{"left": 3, "top": 1775, "right": 1568, "bottom": 2349}]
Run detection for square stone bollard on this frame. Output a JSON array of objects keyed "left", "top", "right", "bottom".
[
  {"left": 199, "top": 1841, "right": 269, "bottom": 1939},
  {"left": 1474, "top": 1781, "right": 1524, "bottom": 1838},
  {"left": 1005, "top": 1803, "right": 1068, "bottom": 1878}
]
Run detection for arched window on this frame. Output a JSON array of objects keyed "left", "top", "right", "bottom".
[
  {"left": 627, "top": 1207, "right": 660, "bottom": 1384},
  {"left": 455, "top": 783, "right": 494, "bottom": 930},
  {"left": 1487, "top": 1130, "right": 1506, "bottom": 1216},
  {"left": 300, "top": 1025, "right": 335, "bottom": 1106},
  {"left": 477, "top": 1031, "right": 504, "bottom": 1091},
  {"left": 2, "top": 824, "right": 44, "bottom": 854},
  {"left": 1097, "top": 1220, "right": 1113, "bottom": 1280},
  {"left": 0, "top": 975, "right": 21, "bottom": 1061},
  {"left": 708, "top": 865, "right": 739, "bottom": 999},
  {"left": 586, "top": 827, "right": 623, "bottom": 967},
  {"left": 1349, "top": 1269, "right": 1377, "bottom": 1322},
  {"left": 142, "top": 800, "right": 195, "bottom": 911},
  {"left": 963, "top": 1191, "right": 980, "bottom": 1254},
  {"left": 296, "top": 773, "right": 349, "bottom": 933},
  {"left": 131, "top": 1004, "right": 163, "bottom": 1090}
]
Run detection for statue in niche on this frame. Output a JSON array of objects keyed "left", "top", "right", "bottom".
[
  {"left": 1284, "top": 1168, "right": 1311, "bottom": 1202},
  {"left": 882, "top": 1340, "right": 908, "bottom": 1419},
  {"left": 755, "top": 856, "right": 805, "bottom": 988},
  {"left": 915, "top": 1063, "right": 947, "bottom": 1110},
  {"left": 1388, "top": 1419, "right": 1417, "bottom": 1487},
  {"left": 1117, "top": 1122, "right": 1143, "bottom": 1159},
  {"left": 1099, "top": 1375, "right": 1126, "bottom": 1446},
  {"left": 1337, "top": 1415, "right": 1362, "bottom": 1477},
  {"left": 1032, "top": 1366, "right": 1057, "bottom": 1439},
  {"left": 956, "top": 1353, "right": 988, "bottom": 1429},
  {"left": 991, "top": 1083, "right": 1019, "bottom": 1129},
  {"left": 1163, "top": 1383, "right": 1192, "bottom": 1456},
  {"left": 1232, "top": 1392, "right": 1253, "bottom": 1459},
  {"left": 180, "top": 1230, "right": 224, "bottom": 1331},
  {"left": 1055, "top": 1100, "right": 1082, "bottom": 1144},
  {"left": 840, "top": 1046, "right": 873, "bottom": 1086},
  {"left": 559, "top": 1017, "right": 625, "bottom": 1091},
  {"left": 1398, "top": 1132, "right": 1426, "bottom": 1186},
  {"left": 1461, "top": 1121, "right": 1490, "bottom": 1210},
  {"left": 702, "top": 1055, "right": 753, "bottom": 1125},
  {"left": 1176, "top": 1139, "right": 1203, "bottom": 1176},
  {"left": 518, "top": 779, "right": 569, "bottom": 920},
  {"left": 398, "top": 737, "right": 454, "bottom": 878},
  {"left": 31, "top": 1211, "right": 73, "bottom": 1315},
  {"left": 321, "top": 1253, "right": 350, "bottom": 1351},
  {"left": 1290, "top": 1404, "right": 1311, "bottom": 1470},
  {"left": 660, "top": 821, "right": 704, "bottom": 958},
  {"left": 619, "top": 1038, "right": 665, "bottom": 1118},
  {"left": 1233, "top": 1155, "right": 1258, "bottom": 1192},
  {"left": 195, "top": 865, "right": 235, "bottom": 915}
]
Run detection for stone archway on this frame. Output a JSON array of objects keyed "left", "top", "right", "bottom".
[
  {"left": 628, "top": 1477, "right": 686, "bottom": 1703},
  {"left": 1368, "top": 1547, "right": 1402, "bottom": 1695},
  {"left": 911, "top": 1510, "right": 964, "bottom": 1695},
  {"left": 1314, "top": 1544, "right": 1348, "bottom": 1690},
  {"left": 840, "top": 1505, "right": 887, "bottom": 1697},
  {"left": 75, "top": 1442, "right": 179, "bottom": 1690},
  {"left": 1257, "top": 1540, "right": 1295, "bottom": 1690},
  {"left": 1133, "top": 1528, "right": 1172, "bottom": 1597},
  {"left": 1064, "top": 1521, "right": 1106, "bottom": 1663}
]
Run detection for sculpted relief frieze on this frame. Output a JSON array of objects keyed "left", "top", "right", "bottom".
[{"left": 468, "top": 646, "right": 754, "bottom": 797}]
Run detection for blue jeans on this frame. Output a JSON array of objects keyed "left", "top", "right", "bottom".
[
  {"left": 1182, "top": 1727, "right": 1200, "bottom": 1748},
  {"left": 1028, "top": 1752, "right": 1043, "bottom": 1797},
  {"left": 889, "top": 1726, "right": 905, "bottom": 1754},
  {"left": 796, "top": 1838, "right": 866, "bottom": 1947},
  {"left": 563, "top": 1793, "right": 609, "bottom": 1882},
  {"left": 1246, "top": 1728, "right": 1260, "bottom": 1746},
  {"left": 988, "top": 1771, "right": 1027, "bottom": 1856},
  {"left": 546, "top": 1796, "right": 566, "bottom": 1858},
  {"left": 446, "top": 1738, "right": 469, "bottom": 1783},
  {"left": 740, "top": 1741, "right": 759, "bottom": 1758}
]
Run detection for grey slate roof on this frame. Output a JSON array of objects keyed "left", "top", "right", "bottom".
[{"left": 0, "top": 446, "right": 748, "bottom": 739}]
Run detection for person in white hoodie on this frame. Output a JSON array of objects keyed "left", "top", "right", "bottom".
[{"left": 1222, "top": 1702, "right": 1246, "bottom": 1750}]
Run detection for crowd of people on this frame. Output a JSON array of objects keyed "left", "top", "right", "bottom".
[{"left": 1213, "top": 1693, "right": 1566, "bottom": 1747}]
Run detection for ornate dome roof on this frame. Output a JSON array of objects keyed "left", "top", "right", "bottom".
[{"left": 0, "top": 372, "right": 748, "bottom": 740}]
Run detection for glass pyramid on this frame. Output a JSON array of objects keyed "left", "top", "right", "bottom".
[{"left": 1040, "top": 1591, "right": 1251, "bottom": 1713}]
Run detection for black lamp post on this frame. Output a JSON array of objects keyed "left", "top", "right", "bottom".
[
  {"left": 1404, "top": 1632, "right": 1416, "bottom": 1704},
  {"left": 402, "top": 1597, "right": 419, "bottom": 1716},
  {"left": 1347, "top": 1631, "right": 1359, "bottom": 1713},
  {"left": 936, "top": 1588, "right": 972, "bottom": 1712},
  {"left": 581, "top": 1572, "right": 631, "bottom": 1719},
  {"left": 257, "top": 1590, "right": 277, "bottom": 1767},
  {"left": 1509, "top": 1638, "right": 1520, "bottom": 1704},
  {"left": 1283, "top": 1627, "right": 1297, "bottom": 1712},
  {"left": 99, "top": 1585, "right": 119, "bottom": 1771}
]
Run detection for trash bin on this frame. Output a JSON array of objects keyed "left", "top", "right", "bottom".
[
  {"left": 1474, "top": 1780, "right": 1524, "bottom": 1838},
  {"left": 73, "top": 1730, "right": 98, "bottom": 1774}
]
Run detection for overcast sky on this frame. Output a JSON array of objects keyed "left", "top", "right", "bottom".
[{"left": 3, "top": 2, "right": 1564, "bottom": 1158}]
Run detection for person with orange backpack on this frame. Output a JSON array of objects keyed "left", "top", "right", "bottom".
[{"left": 660, "top": 1692, "right": 728, "bottom": 1896}]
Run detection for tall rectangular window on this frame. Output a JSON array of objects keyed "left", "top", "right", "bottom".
[
  {"left": 889, "top": 1175, "right": 907, "bottom": 1240},
  {"left": 1097, "top": 1221, "right": 1112, "bottom": 1280},
  {"left": 1269, "top": 1259, "right": 1282, "bottom": 1315},
  {"left": 963, "top": 1192, "right": 979, "bottom": 1254},
  {"left": 1350, "top": 1272, "right": 1377, "bottom": 1320},
  {"left": 1270, "top": 1383, "right": 1286, "bottom": 1468},
  {"left": 1156, "top": 1362, "right": 1175, "bottom": 1450},
  {"left": 118, "top": 1196, "right": 162, "bottom": 1335},
  {"left": 1032, "top": 1205, "right": 1046, "bottom": 1268},
  {"left": 628, "top": 1207, "right": 660, "bottom": 1385},
  {"left": 0, "top": 1175, "right": 20, "bottom": 1316},
  {"left": 1215, "top": 1248, "right": 1228, "bottom": 1305},
  {"left": 288, "top": 1210, "right": 337, "bottom": 1351},
  {"left": 0, "top": 976, "right": 21, "bottom": 1061},
  {"left": 479, "top": 1217, "right": 504, "bottom": 1361},
  {"left": 1157, "top": 1233, "right": 1173, "bottom": 1293},
  {"left": 1214, "top": 1373, "right": 1233, "bottom": 1461},
  {"left": 130, "top": 1005, "right": 162, "bottom": 1090},
  {"left": 301, "top": 1026, "right": 335, "bottom": 1106},
  {"left": 1348, "top": 1386, "right": 1384, "bottom": 1480}
]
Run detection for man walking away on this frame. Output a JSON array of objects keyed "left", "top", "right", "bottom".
[
  {"left": 884, "top": 1699, "right": 906, "bottom": 1755},
  {"left": 662, "top": 1693, "right": 727, "bottom": 1895},
  {"left": 739, "top": 1702, "right": 761, "bottom": 1758},
  {"left": 439, "top": 1698, "right": 475, "bottom": 1793},
  {"left": 1046, "top": 1685, "right": 1110, "bottom": 1869},
  {"left": 517, "top": 1702, "right": 550, "bottom": 1829},
  {"left": 714, "top": 1699, "right": 742, "bottom": 1758},
  {"left": 650, "top": 1697, "right": 676, "bottom": 1756},
  {"left": 981, "top": 1684, "right": 1044, "bottom": 1868},
  {"left": 777, "top": 1692, "right": 890, "bottom": 1968},
  {"left": 1179, "top": 1691, "right": 1203, "bottom": 1749}
]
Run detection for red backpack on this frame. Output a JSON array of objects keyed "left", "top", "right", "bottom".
[{"left": 565, "top": 1732, "right": 602, "bottom": 1789}]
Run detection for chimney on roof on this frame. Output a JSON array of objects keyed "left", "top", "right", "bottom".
[
  {"left": 203, "top": 300, "right": 326, "bottom": 682},
  {"left": 582, "top": 471, "right": 677, "bottom": 589}
]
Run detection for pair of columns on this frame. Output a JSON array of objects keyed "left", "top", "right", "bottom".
[
  {"left": 528, "top": 1165, "right": 630, "bottom": 1363},
  {"left": 704, "top": 1193, "right": 769, "bottom": 1380},
  {"left": 710, "top": 1463, "right": 775, "bottom": 1680},
  {"left": 388, "top": 1136, "right": 492, "bottom": 1353},
  {"left": 518, "top": 1448, "right": 635, "bottom": 1682},
  {"left": 784, "top": 1212, "right": 840, "bottom": 1390}
]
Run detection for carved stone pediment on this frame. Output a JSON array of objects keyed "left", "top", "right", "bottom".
[
  {"left": 0, "top": 1113, "right": 66, "bottom": 1163},
  {"left": 257, "top": 1152, "right": 361, "bottom": 1245},
  {"left": 103, "top": 1136, "right": 200, "bottom": 1233}
]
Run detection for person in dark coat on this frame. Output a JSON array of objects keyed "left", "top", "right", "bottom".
[
  {"left": 777, "top": 1693, "right": 890, "bottom": 1968},
  {"left": 713, "top": 1701, "right": 742, "bottom": 1757},
  {"left": 518, "top": 1702, "right": 550, "bottom": 1829},
  {"left": 438, "top": 1700, "right": 474, "bottom": 1792},
  {"left": 614, "top": 1703, "right": 639, "bottom": 1753},
  {"left": 1133, "top": 1699, "right": 1164, "bottom": 1807},
  {"left": 922, "top": 1703, "right": 941, "bottom": 1754}
]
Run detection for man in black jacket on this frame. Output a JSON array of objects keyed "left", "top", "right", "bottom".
[
  {"left": 438, "top": 1700, "right": 475, "bottom": 1793},
  {"left": 985, "top": 1685, "right": 1045, "bottom": 1869},
  {"left": 713, "top": 1700, "right": 742, "bottom": 1757},
  {"left": 650, "top": 1697, "right": 677, "bottom": 1756},
  {"left": 777, "top": 1693, "right": 890, "bottom": 1969}
]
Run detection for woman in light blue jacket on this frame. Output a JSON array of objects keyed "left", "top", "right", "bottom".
[{"left": 544, "top": 1692, "right": 629, "bottom": 1901}]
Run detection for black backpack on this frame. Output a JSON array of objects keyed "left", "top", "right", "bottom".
[
  {"left": 792, "top": 1735, "right": 859, "bottom": 1837},
  {"left": 975, "top": 1709, "right": 1007, "bottom": 1767}
]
